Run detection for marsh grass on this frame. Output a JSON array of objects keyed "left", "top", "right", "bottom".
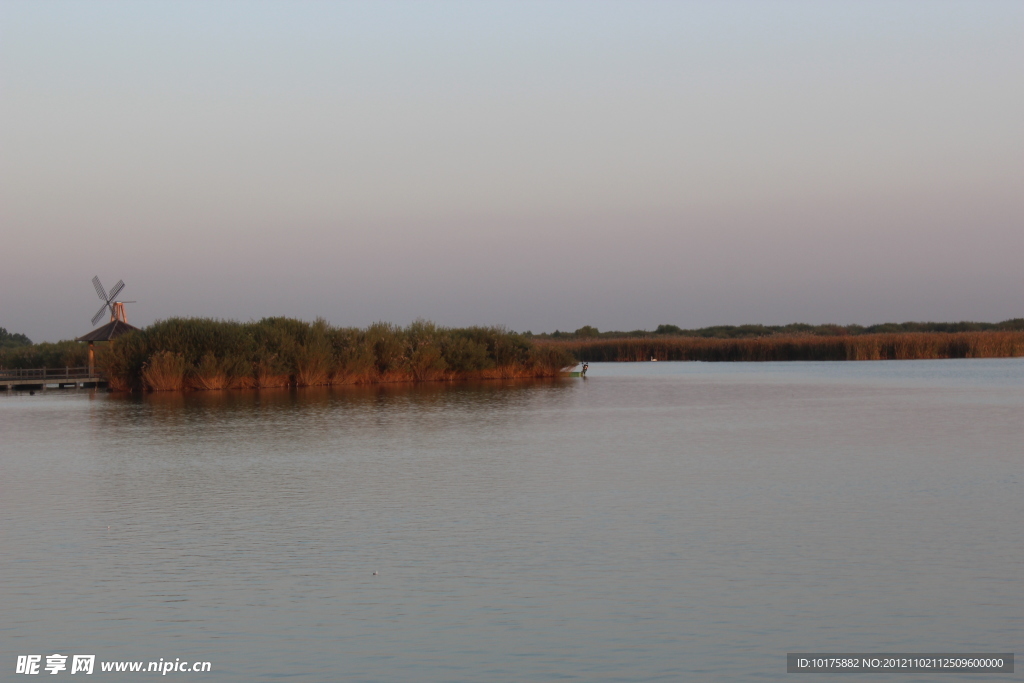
[
  {"left": 99, "top": 317, "right": 576, "bottom": 391},
  {"left": 254, "top": 363, "right": 291, "bottom": 389},
  {"left": 142, "top": 351, "right": 187, "bottom": 391},
  {"left": 542, "top": 331, "right": 1024, "bottom": 363}
]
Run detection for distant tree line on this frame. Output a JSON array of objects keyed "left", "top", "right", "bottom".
[
  {"left": 0, "top": 327, "right": 32, "bottom": 348},
  {"left": 534, "top": 319, "right": 1024, "bottom": 341}
]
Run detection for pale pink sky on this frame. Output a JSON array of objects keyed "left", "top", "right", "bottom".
[{"left": 2, "top": 1, "right": 1022, "bottom": 342}]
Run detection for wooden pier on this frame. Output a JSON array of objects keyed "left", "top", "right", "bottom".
[{"left": 0, "top": 367, "right": 106, "bottom": 390}]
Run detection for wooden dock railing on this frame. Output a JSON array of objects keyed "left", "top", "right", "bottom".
[{"left": 0, "top": 366, "right": 100, "bottom": 381}]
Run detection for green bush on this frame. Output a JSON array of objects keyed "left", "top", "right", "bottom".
[
  {"left": 0, "top": 340, "right": 87, "bottom": 369},
  {"left": 0, "top": 327, "right": 32, "bottom": 348}
]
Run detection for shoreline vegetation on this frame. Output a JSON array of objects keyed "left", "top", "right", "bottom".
[
  {"left": 534, "top": 319, "right": 1024, "bottom": 340},
  {"left": 538, "top": 331, "right": 1024, "bottom": 362},
  {"left": 2, "top": 319, "right": 1023, "bottom": 390},
  {"left": 531, "top": 319, "right": 1024, "bottom": 362},
  {"left": 98, "top": 318, "right": 574, "bottom": 392}
]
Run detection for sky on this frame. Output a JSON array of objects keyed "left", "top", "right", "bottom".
[{"left": 2, "top": 1, "right": 1022, "bottom": 343}]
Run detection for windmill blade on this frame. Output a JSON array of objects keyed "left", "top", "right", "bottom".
[
  {"left": 91, "top": 303, "right": 109, "bottom": 326},
  {"left": 92, "top": 276, "right": 108, "bottom": 301},
  {"left": 107, "top": 280, "right": 125, "bottom": 302}
]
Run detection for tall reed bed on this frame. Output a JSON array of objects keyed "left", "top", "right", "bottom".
[
  {"left": 541, "top": 331, "right": 1024, "bottom": 363},
  {"left": 101, "top": 318, "right": 576, "bottom": 391}
]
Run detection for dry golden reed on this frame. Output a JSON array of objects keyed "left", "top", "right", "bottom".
[
  {"left": 102, "top": 317, "right": 577, "bottom": 392},
  {"left": 541, "top": 331, "right": 1024, "bottom": 363},
  {"left": 141, "top": 351, "right": 187, "bottom": 391}
]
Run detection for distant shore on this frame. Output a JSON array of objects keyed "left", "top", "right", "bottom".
[{"left": 537, "top": 330, "right": 1024, "bottom": 363}]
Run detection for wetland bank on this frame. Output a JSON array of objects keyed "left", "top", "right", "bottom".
[{"left": 4, "top": 318, "right": 1024, "bottom": 393}]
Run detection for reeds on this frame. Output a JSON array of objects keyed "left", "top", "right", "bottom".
[
  {"left": 141, "top": 351, "right": 187, "bottom": 391},
  {"left": 97, "top": 317, "right": 577, "bottom": 391},
  {"left": 541, "top": 331, "right": 1024, "bottom": 363}
]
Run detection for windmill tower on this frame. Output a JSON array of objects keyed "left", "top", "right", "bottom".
[{"left": 76, "top": 276, "right": 139, "bottom": 378}]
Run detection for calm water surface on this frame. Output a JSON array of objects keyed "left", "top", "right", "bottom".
[{"left": 2, "top": 360, "right": 1021, "bottom": 681}]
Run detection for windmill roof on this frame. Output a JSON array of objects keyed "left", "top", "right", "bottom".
[{"left": 76, "top": 320, "right": 140, "bottom": 342}]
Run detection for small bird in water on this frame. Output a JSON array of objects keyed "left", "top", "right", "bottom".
[{"left": 372, "top": 571, "right": 378, "bottom": 576}]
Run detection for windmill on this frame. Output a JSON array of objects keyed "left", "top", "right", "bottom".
[
  {"left": 77, "top": 276, "right": 140, "bottom": 379},
  {"left": 91, "top": 276, "right": 133, "bottom": 325}
]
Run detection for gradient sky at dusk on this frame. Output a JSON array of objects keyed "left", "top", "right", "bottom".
[{"left": 2, "top": 1, "right": 1021, "bottom": 342}]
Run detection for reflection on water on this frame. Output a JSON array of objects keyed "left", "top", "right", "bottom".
[{"left": 1, "top": 362, "right": 1021, "bottom": 681}]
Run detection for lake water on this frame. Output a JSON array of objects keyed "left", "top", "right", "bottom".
[{"left": 2, "top": 360, "right": 1021, "bottom": 681}]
